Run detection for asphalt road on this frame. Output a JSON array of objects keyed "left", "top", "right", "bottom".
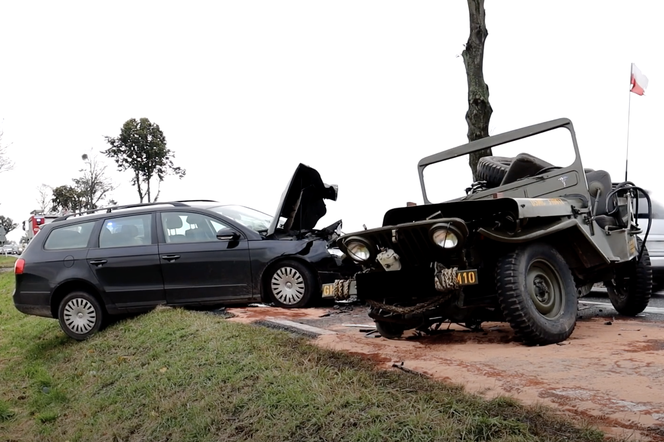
[{"left": 581, "top": 287, "right": 664, "bottom": 321}]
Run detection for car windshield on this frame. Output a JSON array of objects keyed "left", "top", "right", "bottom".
[{"left": 209, "top": 205, "right": 274, "bottom": 233}]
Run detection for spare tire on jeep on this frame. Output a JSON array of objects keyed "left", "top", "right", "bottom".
[{"left": 476, "top": 156, "right": 513, "bottom": 187}]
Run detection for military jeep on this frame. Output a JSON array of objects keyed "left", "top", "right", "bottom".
[{"left": 334, "top": 118, "right": 653, "bottom": 345}]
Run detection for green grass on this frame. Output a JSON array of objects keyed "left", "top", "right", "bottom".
[
  {"left": 0, "top": 271, "right": 614, "bottom": 441},
  {"left": 0, "top": 255, "right": 17, "bottom": 268}
]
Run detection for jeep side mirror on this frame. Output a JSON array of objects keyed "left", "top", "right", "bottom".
[{"left": 216, "top": 228, "right": 240, "bottom": 241}]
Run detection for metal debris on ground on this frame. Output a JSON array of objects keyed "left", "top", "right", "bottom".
[
  {"left": 331, "top": 304, "right": 356, "bottom": 314},
  {"left": 208, "top": 307, "right": 235, "bottom": 319},
  {"left": 391, "top": 363, "right": 430, "bottom": 378}
]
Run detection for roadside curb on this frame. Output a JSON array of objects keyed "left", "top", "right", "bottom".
[{"left": 254, "top": 317, "right": 337, "bottom": 338}]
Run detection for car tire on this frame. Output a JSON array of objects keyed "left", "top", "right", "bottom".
[
  {"left": 266, "top": 260, "right": 318, "bottom": 308},
  {"left": 495, "top": 243, "right": 577, "bottom": 345},
  {"left": 58, "top": 291, "right": 104, "bottom": 341},
  {"left": 374, "top": 320, "right": 405, "bottom": 339},
  {"left": 606, "top": 238, "right": 652, "bottom": 316},
  {"left": 476, "top": 156, "right": 513, "bottom": 187}
]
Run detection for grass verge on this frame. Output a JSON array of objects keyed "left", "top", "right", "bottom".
[
  {"left": 0, "top": 271, "right": 613, "bottom": 441},
  {"left": 0, "top": 255, "right": 17, "bottom": 268}
]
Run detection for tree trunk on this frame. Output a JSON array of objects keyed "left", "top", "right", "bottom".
[
  {"left": 135, "top": 172, "right": 145, "bottom": 203},
  {"left": 462, "top": 0, "right": 493, "bottom": 181}
]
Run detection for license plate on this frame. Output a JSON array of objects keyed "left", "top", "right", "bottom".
[
  {"left": 457, "top": 269, "right": 478, "bottom": 286},
  {"left": 322, "top": 281, "right": 357, "bottom": 298}
]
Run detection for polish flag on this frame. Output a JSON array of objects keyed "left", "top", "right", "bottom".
[{"left": 630, "top": 63, "right": 649, "bottom": 95}]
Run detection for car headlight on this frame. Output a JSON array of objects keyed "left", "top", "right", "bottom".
[
  {"left": 430, "top": 224, "right": 463, "bottom": 249},
  {"left": 344, "top": 237, "right": 373, "bottom": 262}
]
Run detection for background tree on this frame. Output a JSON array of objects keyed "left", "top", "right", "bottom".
[
  {"left": 462, "top": 0, "right": 493, "bottom": 180},
  {"left": 48, "top": 151, "right": 116, "bottom": 214},
  {"left": 0, "top": 216, "right": 17, "bottom": 234},
  {"left": 0, "top": 129, "right": 14, "bottom": 174},
  {"left": 36, "top": 184, "right": 52, "bottom": 213},
  {"left": 74, "top": 151, "right": 115, "bottom": 210},
  {"left": 104, "top": 118, "right": 186, "bottom": 203},
  {"left": 51, "top": 185, "right": 84, "bottom": 213}
]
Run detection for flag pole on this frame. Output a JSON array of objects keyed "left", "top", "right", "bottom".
[{"left": 625, "top": 64, "right": 633, "bottom": 182}]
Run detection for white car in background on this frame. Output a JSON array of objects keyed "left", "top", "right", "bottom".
[
  {"left": 639, "top": 193, "right": 664, "bottom": 292},
  {"left": 1, "top": 242, "right": 18, "bottom": 255}
]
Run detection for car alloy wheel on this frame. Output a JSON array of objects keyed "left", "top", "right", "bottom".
[
  {"left": 63, "top": 298, "right": 97, "bottom": 334},
  {"left": 271, "top": 266, "right": 306, "bottom": 305},
  {"left": 266, "top": 260, "right": 317, "bottom": 308},
  {"left": 58, "top": 291, "right": 104, "bottom": 340}
]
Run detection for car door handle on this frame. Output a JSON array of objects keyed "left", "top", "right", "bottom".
[
  {"left": 89, "top": 259, "right": 107, "bottom": 266},
  {"left": 161, "top": 254, "right": 181, "bottom": 262}
]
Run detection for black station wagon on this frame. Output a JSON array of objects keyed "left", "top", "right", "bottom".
[{"left": 13, "top": 164, "right": 358, "bottom": 340}]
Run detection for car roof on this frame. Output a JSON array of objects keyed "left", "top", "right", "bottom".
[{"left": 50, "top": 200, "right": 222, "bottom": 226}]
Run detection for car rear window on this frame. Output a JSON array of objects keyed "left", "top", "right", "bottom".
[{"left": 44, "top": 222, "right": 95, "bottom": 250}]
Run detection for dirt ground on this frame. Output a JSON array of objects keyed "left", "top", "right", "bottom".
[{"left": 227, "top": 302, "right": 664, "bottom": 442}]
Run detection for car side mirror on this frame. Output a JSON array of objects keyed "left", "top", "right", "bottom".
[{"left": 216, "top": 228, "right": 240, "bottom": 241}]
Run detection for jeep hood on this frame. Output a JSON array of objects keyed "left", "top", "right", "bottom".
[{"left": 268, "top": 163, "right": 338, "bottom": 236}]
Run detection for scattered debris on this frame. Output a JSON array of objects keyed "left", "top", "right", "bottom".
[
  {"left": 605, "top": 321, "right": 613, "bottom": 325},
  {"left": 391, "top": 363, "right": 429, "bottom": 378},
  {"left": 248, "top": 303, "right": 272, "bottom": 308},
  {"left": 342, "top": 324, "right": 376, "bottom": 328},
  {"left": 207, "top": 307, "right": 235, "bottom": 319}
]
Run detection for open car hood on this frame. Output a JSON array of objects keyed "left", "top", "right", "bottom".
[{"left": 268, "top": 163, "right": 338, "bottom": 236}]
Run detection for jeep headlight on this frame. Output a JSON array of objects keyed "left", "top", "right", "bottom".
[
  {"left": 430, "top": 224, "right": 462, "bottom": 249},
  {"left": 344, "top": 238, "right": 372, "bottom": 262}
]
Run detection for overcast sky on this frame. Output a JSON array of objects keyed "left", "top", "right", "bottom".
[{"left": 1, "top": 1, "right": 662, "bottom": 242}]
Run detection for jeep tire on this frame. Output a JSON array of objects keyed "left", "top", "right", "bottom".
[
  {"left": 496, "top": 243, "right": 577, "bottom": 345},
  {"left": 606, "top": 237, "right": 652, "bottom": 316}
]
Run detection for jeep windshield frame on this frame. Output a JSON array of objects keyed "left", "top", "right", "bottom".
[{"left": 417, "top": 118, "right": 584, "bottom": 205}]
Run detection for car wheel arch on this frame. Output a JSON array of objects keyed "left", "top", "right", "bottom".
[{"left": 50, "top": 280, "right": 107, "bottom": 318}]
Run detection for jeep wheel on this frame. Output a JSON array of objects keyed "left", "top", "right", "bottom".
[
  {"left": 476, "top": 156, "right": 512, "bottom": 187},
  {"left": 266, "top": 260, "right": 318, "bottom": 308},
  {"left": 375, "top": 321, "right": 405, "bottom": 339},
  {"left": 58, "top": 291, "right": 104, "bottom": 341},
  {"left": 606, "top": 238, "right": 652, "bottom": 316},
  {"left": 496, "top": 243, "right": 577, "bottom": 345}
]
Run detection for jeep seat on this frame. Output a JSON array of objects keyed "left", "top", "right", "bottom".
[
  {"left": 500, "top": 153, "right": 554, "bottom": 186},
  {"left": 586, "top": 169, "right": 618, "bottom": 229}
]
